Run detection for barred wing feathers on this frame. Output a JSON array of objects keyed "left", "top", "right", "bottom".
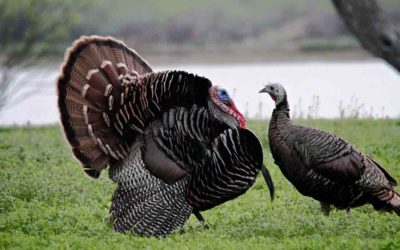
[
  {"left": 145, "top": 106, "right": 273, "bottom": 210},
  {"left": 287, "top": 125, "right": 399, "bottom": 214},
  {"left": 188, "top": 129, "right": 268, "bottom": 210},
  {"left": 291, "top": 126, "right": 363, "bottom": 182}
]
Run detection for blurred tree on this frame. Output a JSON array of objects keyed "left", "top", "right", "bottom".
[
  {"left": 332, "top": 0, "right": 400, "bottom": 73},
  {"left": 0, "top": 0, "right": 84, "bottom": 112}
]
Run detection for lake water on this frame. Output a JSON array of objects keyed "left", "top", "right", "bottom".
[{"left": 0, "top": 60, "right": 399, "bottom": 125}]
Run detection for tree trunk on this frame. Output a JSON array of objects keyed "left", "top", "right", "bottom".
[{"left": 332, "top": 0, "right": 400, "bottom": 73}]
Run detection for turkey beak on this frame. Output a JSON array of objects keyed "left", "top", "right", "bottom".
[
  {"left": 259, "top": 86, "right": 269, "bottom": 94},
  {"left": 259, "top": 86, "right": 276, "bottom": 102}
]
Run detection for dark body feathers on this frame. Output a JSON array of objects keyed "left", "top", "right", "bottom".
[
  {"left": 57, "top": 36, "right": 274, "bottom": 237},
  {"left": 268, "top": 97, "right": 400, "bottom": 215}
]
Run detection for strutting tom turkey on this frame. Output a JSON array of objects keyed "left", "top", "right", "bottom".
[
  {"left": 57, "top": 36, "right": 274, "bottom": 237},
  {"left": 259, "top": 83, "right": 400, "bottom": 216}
]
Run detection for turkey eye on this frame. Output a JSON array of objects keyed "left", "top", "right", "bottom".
[{"left": 270, "top": 86, "right": 275, "bottom": 91}]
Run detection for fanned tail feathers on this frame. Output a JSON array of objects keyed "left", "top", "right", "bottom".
[
  {"left": 57, "top": 36, "right": 212, "bottom": 178},
  {"left": 57, "top": 36, "right": 153, "bottom": 178}
]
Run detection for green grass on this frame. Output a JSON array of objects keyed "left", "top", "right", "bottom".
[{"left": 1, "top": 119, "right": 400, "bottom": 249}]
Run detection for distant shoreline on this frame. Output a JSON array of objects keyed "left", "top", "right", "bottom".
[
  {"left": 39, "top": 49, "right": 376, "bottom": 67},
  {"left": 143, "top": 49, "right": 374, "bottom": 65}
]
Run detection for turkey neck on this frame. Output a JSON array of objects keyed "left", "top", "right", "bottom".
[{"left": 270, "top": 96, "right": 292, "bottom": 133}]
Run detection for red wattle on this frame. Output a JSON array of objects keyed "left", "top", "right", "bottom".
[{"left": 229, "top": 100, "right": 247, "bottom": 128}]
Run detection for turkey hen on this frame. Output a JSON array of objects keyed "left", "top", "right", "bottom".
[
  {"left": 57, "top": 36, "right": 274, "bottom": 237},
  {"left": 259, "top": 83, "right": 399, "bottom": 216}
]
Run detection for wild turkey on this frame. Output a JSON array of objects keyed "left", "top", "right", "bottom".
[
  {"left": 259, "top": 83, "right": 400, "bottom": 216},
  {"left": 57, "top": 35, "right": 274, "bottom": 237}
]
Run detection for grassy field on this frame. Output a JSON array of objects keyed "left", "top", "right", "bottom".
[{"left": 1, "top": 119, "right": 400, "bottom": 249}]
